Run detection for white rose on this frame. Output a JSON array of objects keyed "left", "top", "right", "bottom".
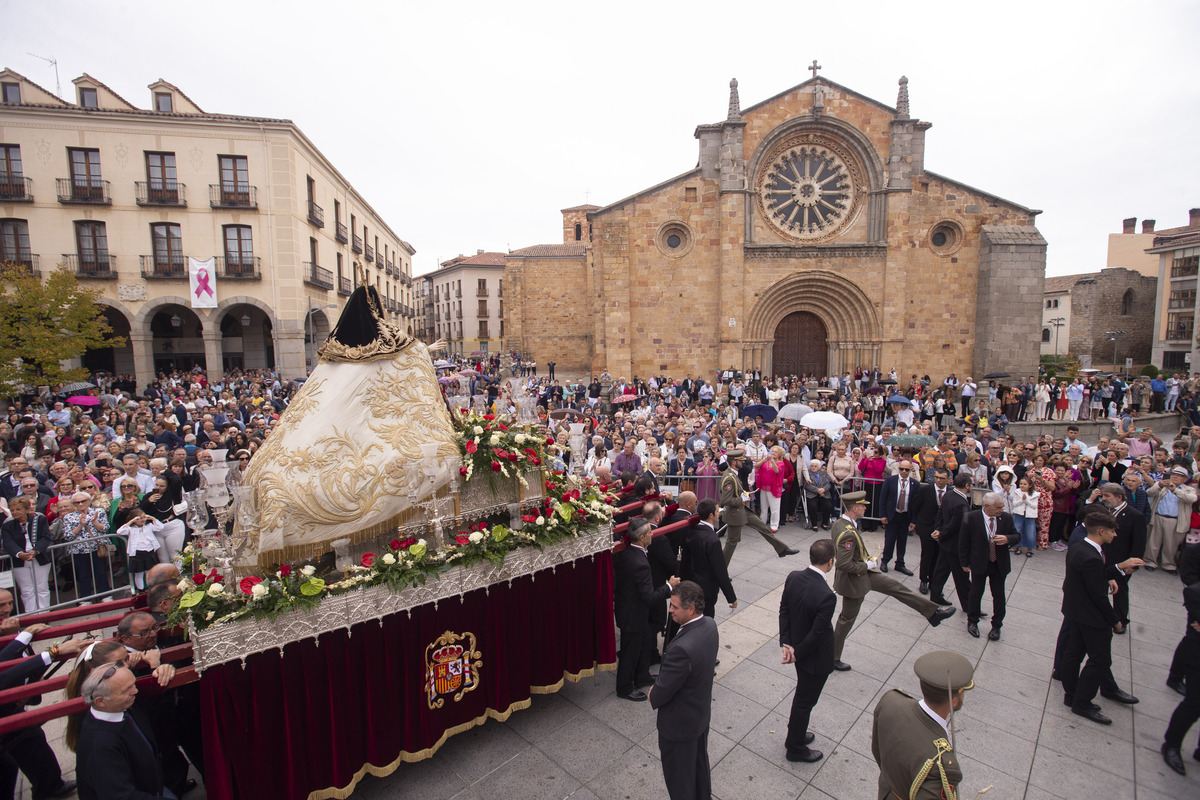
[
  {"left": 382, "top": 553, "right": 396, "bottom": 565},
  {"left": 536, "top": 515, "right": 545, "bottom": 526},
  {"left": 207, "top": 582, "right": 224, "bottom": 596},
  {"left": 515, "top": 434, "right": 526, "bottom": 444},
  {"left": 490, "top": 433, "right": 500, "bottom": 446},
  {"left": 474, "top": 426, "right": 484, "bottom": 435},
  {"left": 251, "top": 583, "right": 268, "bottom": 599},
  {"left": 468, "top": 531, "right": 484, "bottom": 544},
  {"left": 176, "top": 580, "right": 190, "bottom": 592},
  {"left": 417, "top": 538, "right": 426, "bottom": 547},
  {"left": 300, "top": 565, "right": 316, "bottom": 577}
]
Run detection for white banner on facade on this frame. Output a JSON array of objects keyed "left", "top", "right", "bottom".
[{"left": 189, "top": 256, "right": 218, "bottom": 309}]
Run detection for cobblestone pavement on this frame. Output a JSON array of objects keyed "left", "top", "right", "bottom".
[{"left": 21, "top": 519, "right": 1199, "bottom": 799}]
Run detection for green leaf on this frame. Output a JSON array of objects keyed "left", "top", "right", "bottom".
[
  {"left": 409, "top": 543, "right": 427, "bottom": 558},
  {"left": 300, "top": 578, "right": 326, "bottom": 596},
  {"left": 179, "top": 591, "right": 205, "bottom": 608}
]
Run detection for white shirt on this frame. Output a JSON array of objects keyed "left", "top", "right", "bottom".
[
  {"left": 89, "top": 708, "right": 125, "bottom": 723},
  {"left": 13, "top": 630, "right": 57, "bottom": 666},
  {"left": 918, "top": 699, "right": 950, "bottom": 737}
]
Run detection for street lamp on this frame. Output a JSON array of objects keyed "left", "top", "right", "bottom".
[
  {"left": 1105, "top": 330, "right": 1124, "bottom": 373},
  {"left": 1048, "top": 317, "right": 1066, "bottom": 363},
  {"left": 305, "top": 298, "right": 337, "bottom": 372}
]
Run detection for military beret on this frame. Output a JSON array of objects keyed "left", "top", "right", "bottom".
[
  {"left": 725, "top": 447, "right": 746, "bottom": 459},
  {"left": 914, "top": 651, "right": 974, "bottom": 692},
  {"left": 840, "top": 490, "right": 867, "bottom": 506}
]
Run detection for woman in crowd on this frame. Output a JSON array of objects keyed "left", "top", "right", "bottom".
[
  {"left": 782, "top": 442, "right": 803, "bottom": 523},
  {"left": 801, "top": 459, "right": 833, "bottom": 530},
  {"left": 1, "top": 495, "right": 53, "bottom": 611},
  {"left": 755, "top": 445, "right": 787, "bottom": 532},
  {"left": 1030, "top": 453, "right": 1056, "bottom": 550},
  {"left": 60, "top": 490, "right": 111, "bottom": 600},
  {"left": 140, "top": 475, "right": 186, "bottom": 566},
  {"left": 1012, "top": 474, "right": 1039, "bottom": 557},
  {"left": 63, "top": 640, "right": 175, "bottom": 752},
  {"left": 1049, "top": 461, "right": 1076, "bottom": 550},
  {"left": 857, "top": 444, "right": 887, "bottom": 531}
]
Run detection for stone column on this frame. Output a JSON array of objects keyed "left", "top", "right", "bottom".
[
  {"left": 276, "top": 327, "right": 307, "bottom": 380},
  {"left": 202, "top": 332, "right": 224, "bottom": 377},
  {"left": 130, "top": 332, "right": 155, "bottom": 394}
]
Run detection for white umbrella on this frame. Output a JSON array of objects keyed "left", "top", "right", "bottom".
[
  {"left": 778, "top": 403, "right": 814, "bottom": 421},
  {"left": 801, "top": 411, "right": 850, "bottom": 431}
]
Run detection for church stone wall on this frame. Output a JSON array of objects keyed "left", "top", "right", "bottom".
[
  {"left": 1067, "top": 268, "right": 1157, "bottom": 366},
  {"left": 504, "top": 254, "right": 592, "bottom": 373}
]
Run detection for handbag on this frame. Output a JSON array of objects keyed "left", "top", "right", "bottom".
[
  {"left": 96, "top": 542, "right": 109, "bottom": 559},
  {"left": 173, "top": 499, "right": 189, "bottom": 516}
]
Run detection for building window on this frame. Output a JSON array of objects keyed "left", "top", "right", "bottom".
[
  {"left": 150, "top": 223, "right": 183, "bottom": 270},
  {"left": 477, "top": 278, "right": 487, "bottom": 296},
  {"left": 68, "top": 148, "right": 103, "bottom": 198},
  {"left": 154, "top": 92, "right": 173, "bottom": 112},
  {"left": 310, "top": 237, "right": 319, "bottom": 265},
  {"left": 478, "top": 299, "right": 488, "bottom": 316},
  {"left": 1172, "top": 255, "right": 1200, "bottom": 278},
  {"left": 1121, "top": 289, "right": 1133, "bottom": 315},
  {"left": 75, "top": 220, "right": 109, "bottom": 268},
  {"left": 1041, "top": 328, "right": 1050, "bottom": 343},
  {"left": 1170, "top": 289, "right": 1196, "bottom": 310},
  {"left": 333, "top": 199, "right": 341, "bottom": 224},
  {"left": 223, "top": 225, "right": 253, "bottom": 267},
  {"left": 479, "top": 321, "right": 489, "bottom": 339},
  {"left": 1, "top": 83, "right": 20, "bottom": 104},
  {"left": 144, "top": 152, "right": 178, "bottom": 201},
  {"left": 0, "top": 218, "right": 31, "bottom": 265},
  {"left": 574, "top": 223, "right": 582, "bottom": 241},
  {"left": 1163, "top": 351, "right": 1189, "bottom": 370},
  {"left": 1167, "top": 313, "right": 1194, "bottom": 341},
  {"left": 78, "top": 87, "right": 98, "bottom": 108},
  {"left": 0, "top": 145, "right": 23, "bottom": 197},
  {"left": 218, "top": 155, "right": 250, "bottom": 197}
]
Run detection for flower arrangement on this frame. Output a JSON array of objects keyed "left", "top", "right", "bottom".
[
  {"left": 169, "top": 433, "right": 619, "bottom": 633},
  {"left": 454, "top": 410, "right": 550, "bottom": 483}
]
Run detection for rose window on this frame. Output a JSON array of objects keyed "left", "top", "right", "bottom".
[{"left": 756, "top": 136, "right": 863, "bottom": 242}]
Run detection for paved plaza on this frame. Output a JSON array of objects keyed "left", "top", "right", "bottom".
[
  {"left": 16, "top": 520, "right": 1197, "bottom": 800},
  {"left": 352, "top": 521, "right": 1198, "bottom": 800}
]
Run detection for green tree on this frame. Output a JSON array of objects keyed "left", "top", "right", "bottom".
[{"left": 0, "top": 262, "right": 124, "bottom": 396}]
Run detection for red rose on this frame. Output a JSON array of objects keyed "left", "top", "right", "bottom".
[
  {"left": 390, "top": 539, "right": 402, "bottom": 550},
  {"left": 239, "top": 576, "right": 262, "bottom": 595},
  {"left": 491, "top": 461, "right": 502, "bottom": 471},
  {"left": 531, "top": 457, "right": 542, "bottom": 465},
  {"left": 456, "top": 533, "right": 470, "bottom": 545},
  {"left": 464, "top": 441, "right": 478, "bottom": 454},
  {"left": 508, "top": 453, "right": 520, "bottom": 462},
  {"left": 498, "top": 423, "right": 508, "bottom": 431},
  {"left": 545, "top": 480, "right": 556, "bottom": 490},
  {"left": 484, "top": 414, "right": 495, "bottom": 421},
  {"left": 545, "top": 436, "right": 555, "bottom": 445},
  {"left": 494, "top": 448, "right": 508, "bottom": 459},
  {"left": 361, "top": 553, "right": 376, "bottom": 568},
  {"left": 206, "top": 569, "right": 224, "bottom": 584},
  {"left": 459, "top": 465, "right": 469, "bottom": 476},
  {"left": 192, "top": 573, "right": 206, "bottom": 585},
  {"left": 279, "top": 564, "right": 292, "bottom": 577}
]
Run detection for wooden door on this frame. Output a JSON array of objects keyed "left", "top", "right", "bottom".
[{"left": 772, "top": 311, "right": 827, "bottom": 378}]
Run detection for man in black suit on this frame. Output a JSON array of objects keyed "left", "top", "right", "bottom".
[
  {"left": 1061, "top": 513, "right": 1124, "bottom": 725},
  {"left": 878, "top": 459, "right": 919, "bottom": 575},
  {"left": 779, "top": 539, "right": 837, "bottom": 764},
  {"left": 0, "top": 616, "right": 89, "bottom": 800},
  {"left": 644, "top": 500, "right": 678, "bottom": 666},
  {"left": 959, "top": 493, "right": 1014, "bottom": 640},
  {"left": 681, "top": 498, "right": 737, "bottom": 618},
  {"left": 614, "top": 518, "right": 680, "bottom": 701},
  {"left": 909, "top": 468, "right": 950, "bottom": 594},
  {"left": 928, "top": 473, "right": 972, "bottom": 612},
  {"left": 1095, "top": 482, "right": 1147, "bottom": 632},
  {"left": 1161, "top": 578, "right": 1200, "bottom": 775},
  {"left": 76, "top": 666, "right": 167, "bottom": 800},
  {"left": 649, "top": 581, "right": 720, "bottom": 800}
]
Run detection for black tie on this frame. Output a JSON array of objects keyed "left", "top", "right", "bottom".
[{"left": 936, "top": 488, "right": 944, "bottom": 506}]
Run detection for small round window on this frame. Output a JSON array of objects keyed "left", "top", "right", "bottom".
[
  {"left": 928, "top": 220, "right": 964, "bottom": 256},
  {"left": 655, "top": 221, "right": 694, "bottom": 258}
]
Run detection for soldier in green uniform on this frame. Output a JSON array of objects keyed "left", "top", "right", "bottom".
[
  {"left": 719, "top": 448, "right": 798, "bottom": 565},
  {"left": 872, "top": 651, "right": 974, "bottom": 800},
  {"left": 831, "top": 492, "right": 955, "bottom": 671}
]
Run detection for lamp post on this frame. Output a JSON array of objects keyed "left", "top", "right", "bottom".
[
  {"left": 1048, "top": 317, "right": 1066, "bottom": 364},
  {"left": 305, "top": 298, "right": 337, "bottom": 372},
  {"left": 1105, "top": 330, "right": 1124, "bottom": 373}
]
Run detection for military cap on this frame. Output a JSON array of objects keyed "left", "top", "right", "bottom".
[
  {"left": 914, "top": 651, "right": 974, "bottom": 692},
  {"left": 725, "top": 447, "right": 746, "bottom": 459},
  {"left": 840, "top": 490, "right": 867, "bottom": 506}
]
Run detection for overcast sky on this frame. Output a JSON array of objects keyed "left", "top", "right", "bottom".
[{"left": 5, "top": 0, "right": 1198, "bottom": 278}]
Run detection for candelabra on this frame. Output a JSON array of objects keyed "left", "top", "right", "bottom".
[
  {"left": 568, "top": 422, "right": 586, "bottom": 478},
  {"left": 406, "top": 442, "right": 458, "bottom": 552},
  {"left": 189, "top": 457, "right": 258, "bottom": 583}
]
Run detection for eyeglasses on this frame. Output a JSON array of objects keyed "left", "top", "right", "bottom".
[
  {"left": 129, "top": 624, "right": 162, "bottom": 638},
  {"left": 897, "top": 468, "right": 911, "bottom": 472}
]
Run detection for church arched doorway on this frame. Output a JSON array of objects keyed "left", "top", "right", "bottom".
[{"left": 773, "top": 311, "right": 827, "bottom": 378}]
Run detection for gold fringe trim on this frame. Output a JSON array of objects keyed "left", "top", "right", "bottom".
[
  {"left": 304, "top": 660, "right": 617, "bottom": 800},
  {"left": 256, "top": 486, "right": 453, "bottom": 568}
]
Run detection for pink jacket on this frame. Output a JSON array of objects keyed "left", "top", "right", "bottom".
[{"left": 755, "top": 459, "right": 785, "bottom": 498}]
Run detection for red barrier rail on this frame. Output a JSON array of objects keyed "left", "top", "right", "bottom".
[
  {"left": 611, "top": 513, "right": 697, "bottom": 554},
  {"left": 0, "top": 665, "right": 199, "bottom": 736},
  {"left": 0, "top": 641, "right": 195, "bottom": 708},
  {"left": 0, "top": 615, "right": 127, "bottom": 665},
  {"left": 9, "top": 596, "right": 136, "bottom": 627}
]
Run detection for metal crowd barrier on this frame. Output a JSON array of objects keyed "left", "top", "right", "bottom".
[{"left": 1, "top": 533, "right": 134, "bottom": 615}]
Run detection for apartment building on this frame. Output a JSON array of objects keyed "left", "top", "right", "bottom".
[{"left": 429, "top": 251, "right": 504, "bottom": 357}]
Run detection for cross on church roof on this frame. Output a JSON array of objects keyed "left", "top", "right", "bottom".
[{"left": 808, "top": 59, "right": 822, "bottom": 79}]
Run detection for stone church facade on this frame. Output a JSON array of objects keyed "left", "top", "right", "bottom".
[{"left": 504, "top": 71, "right": 1047, "bottom": 380}]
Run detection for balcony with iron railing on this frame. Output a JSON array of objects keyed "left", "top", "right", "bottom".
[
  {"left": 209, "top": 183, "right": 258, "bottom": 209},
  {"left": 364, "top": 243, "right": 375, "bottom": 262},
  {"left": 63, "top": 253, "right": 116, "bottom": 278},
  {"left": 0, "top": 251, "right": 39, "bottom": 276},
  {"left": 135, "top": 180, "right": 186, "bottom": 206},
  {"left": 57, "top": 178, "right": 111, "bottom": 205},
  {"left": 477, "top": 287, "right": 489, "bottom": 297},
  {"left": 215, "top": 256, "right": 261, "bottom": 280},
  {"left": 303, "top": 261, "right": 334, "bottom": 290},
  {"left": 0, "top": 177, "right": 33, "bottom": 202},
  {"left": 477, "top": 307, "right": 489, "bottom": 318},
  {"left": 456, "top": 309, "right": 463, "bottom": 319},
  {"left": 386, "top": 260, "right": 394, "bottom": 276},
  {"left": 307, "top": 200, "right": 324, "bottom": 228},
  {"left": 335, "top": 221, "right": 348, "bottom": 244},
  {"left": 338, "top": 276, "right": 352, "bottom": 296},
  {"left": 1166, "top": 327, "right": 1195, "bottom": 341},
  {"left": 139, "top": 254, "right": 188, "bottom": 279},
  {"left": 352, "top": 234, "right": 363, "bottom": 254},
  {"left": 1169, "top": 296, "right": 1197, "bottom": 310}
]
